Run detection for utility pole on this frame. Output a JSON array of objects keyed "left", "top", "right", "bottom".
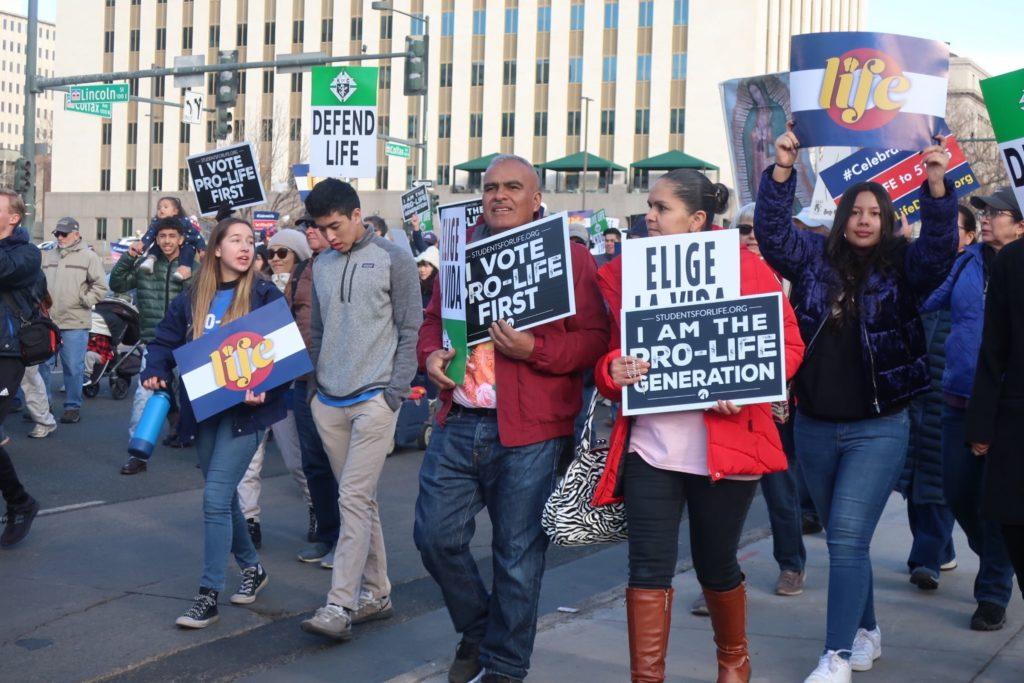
[
  {"left": 581, "top": 95, "right": 593, "bottom": 210},
  {"left": 22, "top": 0, "right": 39, "bottom": 237}
]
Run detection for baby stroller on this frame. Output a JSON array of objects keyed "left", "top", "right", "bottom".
[
  {"left": 83, "top": 299, "right": 144, "bottom": 400},
  {"left": 392, "top": 377, "right": 437, "bottom": 453}
]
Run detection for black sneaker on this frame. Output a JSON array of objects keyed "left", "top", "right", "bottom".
[
  {"left": 175, "top": 588, "right": 219, "bottom": 628},
  {"left": 910, "top": 566, "right": 939, "bottom": 591},
  {"left": 59, "top": 409, "right": 81, "bottom": 424},
  {"left": 448, "top": 640, "right": 482, "bottom": 683},
  {"left": 247, "top": 518, "right": 262, "bottom": 549},
  {"left": 1, "top": 496, "right": 39, "bottom": 548},
  {"left": 307, "top": 506, "right": 318, "bottom": 543},
  {"left": 801, "top": 512, "right": 824, "bottom": 535},
  {"left": 971, "top": 601, "right": 1006, "bottom": 631},
  {"left": 482, "top": 674, "right": 522, "bottom": 683},
  {"left": 230, "top": 564, "right": 268, "bottom": 605}
]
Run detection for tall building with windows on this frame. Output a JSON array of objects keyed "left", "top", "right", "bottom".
[{"left": 50, "top": 1, "right": 864, "bottom": 238}]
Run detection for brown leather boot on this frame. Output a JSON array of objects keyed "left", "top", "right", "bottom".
[
  {"left": 702, "top": 583, "right": 751, "bottom": 683},
  {"left": 626, "top": 587, "right": 673, "bottom": 683}
]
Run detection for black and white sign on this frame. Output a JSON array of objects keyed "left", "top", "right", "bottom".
[
  {"left": 622, "top": 294, "right": 787, "bottom": 416},
  {"left": 465, "top": 212, "right": 575, "bottom": 346},
  {"left": 182, "top": 90, "right": 204, "bottom": 125},
  {"left": 401, "top": 186, "right": 431, "bottom": 222},
  {"left": 621, "top": 231, "right": 740, "bottom": 311},
  {"left": 187, "top": 142, "right": 266, "bottom": 216}
]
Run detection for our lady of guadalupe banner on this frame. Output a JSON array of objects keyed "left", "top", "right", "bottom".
[{"left": 790, "top": 32, "right": 950, "bottom": 149}]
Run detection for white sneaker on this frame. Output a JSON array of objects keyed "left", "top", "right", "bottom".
[
  {"left": 940, "top": 557, "right": 958, "bottom": 571},
  {"left": 850, "top": 627, "right": 881, "bottom": 671},
  {"left": 29, "top": 423, "right": 57, "bottom": 439},
  {"left": 138, "top": 254, "right": 156, "bottom": 274},
  {"left": 351, "top": 589, "right": 393, "bottom": 625},
  {"left": 804, "top": 651, "right": 852, "bottom": 683},
  {"left": 300, "top": 603, "right": 352, "bottom": 641}
]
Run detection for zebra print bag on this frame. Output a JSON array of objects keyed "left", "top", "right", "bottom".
[{"left": 542, "top": 390, "right": 627, "bottom": 546}]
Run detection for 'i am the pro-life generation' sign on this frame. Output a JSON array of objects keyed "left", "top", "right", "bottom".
[
  {"left": 402, "top": 185, "right": 434, "bottom": 232},
  {"left": 622, "top": 294, "right": 787, "bottom": 415},
  {"left": 310, "top": 66, "right": 378, "bottom": 178},
  {"left": 980, "top": 67, "right": 1024, "bottom": 212},
  {"left": 187, "top": 142, "right": 266, "bottom": 215},
  {"left": 465, "top": 213, "right": 576, "bottom": 346}
]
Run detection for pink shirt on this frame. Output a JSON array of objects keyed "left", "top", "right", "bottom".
[{"left": 630, "top": 411, "right": 761, "bottom": 481}]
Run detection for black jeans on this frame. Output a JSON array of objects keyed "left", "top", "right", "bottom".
[
  {"left": 623, "top": 453, "right": 758, "bottom": 592},
  {"left": 0, "top": 358, "right": 28, "bottom": 509},
  {"left": 293, "top": 380, "right": 340, "bottom": 545},
  {"left": 1002, "top": 524, "right": 1024, "bottom": 601}
]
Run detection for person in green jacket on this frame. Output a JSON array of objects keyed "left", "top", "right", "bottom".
[{"left": 109, "top": 217, "right": 193, "bottom": 475}]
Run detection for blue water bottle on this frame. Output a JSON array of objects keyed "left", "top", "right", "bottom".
[{"left": 128, "top": 390, "right": 172, "bottom": 459}]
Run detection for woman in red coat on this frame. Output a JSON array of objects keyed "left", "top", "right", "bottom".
[{"left": 593, "top": 169, "right": 805, "bottom": 682}]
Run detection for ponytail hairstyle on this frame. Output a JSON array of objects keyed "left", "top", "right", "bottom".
[
  {"left": 825, "top": 181, "right": 904, "bottom": 322},
  {"left": 190, "top": 218, "right": 257, "bottom": 340},
  {"left": 657, "top": 169, "right": 730, "bottom": 230}
]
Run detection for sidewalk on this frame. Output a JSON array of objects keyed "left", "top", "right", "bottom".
[{"left": 392, "top": 494, "right": 1022, "bottom": 683}]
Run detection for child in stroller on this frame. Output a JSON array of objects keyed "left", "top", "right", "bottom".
[{"left": 83, "top": 299, "right": 144, "bottom": 400}]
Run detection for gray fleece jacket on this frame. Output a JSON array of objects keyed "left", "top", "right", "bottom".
[{"left": 309, "top": 228, "right": 422, "bottom": 410}]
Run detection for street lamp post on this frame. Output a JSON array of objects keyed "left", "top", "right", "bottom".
[
  {"left": 372, "top": 1, "right": 430, "bottom": 182},
  {"left": 581, "top": 95, "right": 593, "bottom": 210}
]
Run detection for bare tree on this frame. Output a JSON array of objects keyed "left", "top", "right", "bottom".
[
  {"left": 237, "top": 102, "right": 307, "bottom": 226},
  {"left": 947, "top": 97, "right": 1005, "bottom": 195}
]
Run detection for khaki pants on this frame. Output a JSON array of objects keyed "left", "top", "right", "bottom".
[
  {"left": 312, "top": 392, "right": 399, "bottom": 609},
  {"left": 237, "top": 410, "right": 312, "bottom": 520}
]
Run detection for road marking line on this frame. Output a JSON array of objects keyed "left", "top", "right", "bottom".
[{"left": 39, "top": 500, "right": 107, "bottom": 516}]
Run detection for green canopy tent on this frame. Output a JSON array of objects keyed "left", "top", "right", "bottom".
[
  {"left": 453, "top": 153, "right": 501, "bottom": 191},
  {"left": 536, "top": 152, "right": 627, "bottom": 193},
  {"left": 629, "top": 150, "right": 720, "bottom": 189}
]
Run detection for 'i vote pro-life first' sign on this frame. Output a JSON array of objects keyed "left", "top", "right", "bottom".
[
  {"left": 187, "top": 142, "right": 266, "bottom": 215},
  {"left": 465, "top": 213, "right": 575, "bottom": 346},
  {"left": 310, "top": 66, "right": 378, "bottom": 178},
  {"left": 622, "top": 294, "right": 788, "bottom": 416},
  {"left": 174, "top": 298, "right": 313, "bottom": 422},
  {"left": 980, "top": 68, "right": 1024, "bottom": 213}
]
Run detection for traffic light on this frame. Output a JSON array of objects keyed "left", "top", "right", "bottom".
[
  {"left": 12, "top": 157, "right": 31, "bottom": 195},
  {"left": 404, "top": 35, "right": 428, "bottom": 96},
  {"left": 215, "top": 50, "right": 239, "bottom": 140}
]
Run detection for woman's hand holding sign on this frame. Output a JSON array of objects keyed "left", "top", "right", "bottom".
[
  {"left": 772, "top": 123, "right": 800, "bottom": 183},
  {"left": 923, "top": 134, "right": 950, "bottom": 198},
  {"left": 243, "top": 389, "right": 266, "bottom": 406},
  {"left": 610, "top": 355, "right": 650, "bottom": 388}
]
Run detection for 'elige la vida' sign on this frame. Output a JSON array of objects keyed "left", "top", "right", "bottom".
[{"left": 174, "top": 298, "right": 313, "bottom": 422}]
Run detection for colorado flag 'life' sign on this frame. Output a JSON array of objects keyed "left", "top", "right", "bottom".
[
  {"left": 174, "top": 298, "right": 313, "bottom": 422},
  {"left": 789, "top": 32, "right": 950, "bottom": 149}
]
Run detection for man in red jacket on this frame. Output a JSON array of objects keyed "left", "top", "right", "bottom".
[{"left": 416, "top": 155, "right": 609, "bottom": 683}]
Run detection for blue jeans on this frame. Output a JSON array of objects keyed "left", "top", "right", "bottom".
[
  {"left": 941, "top": 404, "right": 1014, "bottom": 607},
  {"left": 906, "top": 501, "right": 956, "bottom": 577},
  {"left": 294, "top": 380, "right": 340, "bottom": 545},
  {"left": 760, "top": 420, "right": 806, "bottom": 572},
  {"left": 795, "top": 409, "right": 910, "bottom": 654},
  {"left": 195, "top": 414, "right": 262, "bottom": 592},
  {"left": 414, "top": 409, "right": 563, "bottom": 681},
  {"left": 38, "top": 328, "right": 88, "bottom": 410}
]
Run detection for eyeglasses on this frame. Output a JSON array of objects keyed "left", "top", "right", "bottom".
[
  {"left": 737, "top": 224, "right": 754, "bottom": 235},
  {"left": 268, "top": 248, "right": 292, "bottom": 260},
  {"left": 980, "top": 208, "right": 1015, "bottom": 219}
]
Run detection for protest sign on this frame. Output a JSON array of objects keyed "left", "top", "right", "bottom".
[
  {"left": 252, "top": 211, "right": 279, "bottom": 235},
  {"left": 465, "top": 213, "right": 575, "bottom": 346},
  {"left": 820, "top": 135, "right": 976, "bottom": 223},
  {"left": 437, "top": 199, "right": 477, "bottom": 383},
  {"left": 310, "top": 66, "right": 378, "bottom": 178},
  {"left": 720, "top": 73, "right": 816, "bottom": 210},
  {"left": 980, "top": 68, "right": 1024, "bottom": 211},
  {"left": 174, "top": 298, "right": 313, "bottom": 422},
  {"left": 401, "top": 185, "right": 434, "bottom": 232},
  {"left": 790, "top": 32, "right": 950, "bottom": 149},
  {"left": 292, "top": 163, "right": 327, "bottom": 202},
  {"left": 621, "top": 231, "right": 740, "bottom": 312},
  {"left": 589, "top": 209, "right": 609, "bottom": 236},
  {"left": 622, "top": 294, "right": 787, "bottom": 416},
  {"left": 187, "top": 142, "right": 266, "bottom": 215}
]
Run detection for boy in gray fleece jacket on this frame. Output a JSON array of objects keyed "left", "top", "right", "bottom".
[{"left": 300, "top": 179, "right": 422, "bottom": 641}]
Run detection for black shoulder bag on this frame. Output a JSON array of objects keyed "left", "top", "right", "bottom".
[{"left": 1, "top": 291, "right": 62, "bottom": 366}]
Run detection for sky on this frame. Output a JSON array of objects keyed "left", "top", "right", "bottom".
[
  {"left": 0, "top": 0, "right": 55, "bottom": 22},
  {"left": 868, "top": 0, "right": 1021, "bottom": 76}
]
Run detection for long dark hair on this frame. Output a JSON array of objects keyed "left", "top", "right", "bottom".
[
  {"left": 658, "top": 169, "right": 730, "bottom": 230},
  {"left": 825, "top": 182, "right": 904, "bottom": 321}
]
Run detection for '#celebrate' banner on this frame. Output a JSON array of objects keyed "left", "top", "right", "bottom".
[{"left": 790, "top": 32, "right": 950, "bottom": 149}]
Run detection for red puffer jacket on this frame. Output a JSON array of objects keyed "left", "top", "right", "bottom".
[{"left": 592, "top": 243, "right": 805, "bottom": 506}]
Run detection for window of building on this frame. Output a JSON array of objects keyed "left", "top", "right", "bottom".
[
  {"left": 238, "top": 71, "right": 247, "bottom": 94},
  {"left": 121, "top": 217, "right": 133, "bottom": 237},
  {"left": 534, "top": 111, "right": 548, "bottom": 136},
  {"left": 505, "top": 8, "right": 518, "bottom": 33},
  {"left": 407, "top": 114, "right": 418, "bottom": 139},
  {"left": 96, "top": 218, "right": 107, "bottom": 241},
  {"left": 292, "top": 19, "right": 304, "bottom": 43},
  {"left": 670, "top": 108, "right": 685, "bottom": 134},
  {"left": 127, "top": 122, "right": 138, "bottom": 145},
  {"left": 672, "top": 53, "right": 687, "bottom": 80},
  {"left": 537, "top": 6, "right": 551, "bottom": 32},
  {"left": 154, "top": 76, "right": 165, "bottom": 98},
  {"left": 125, "top": 169, "right": 137, "bottom": 191},
  {"left": 130, "top": 29, "right": 140, "bottom": 51},
  {"left": 604, "top": 2, "right": 619, "bottom": 29},
  {"left": 411, "top": 14, "right": 425, "bottom": 36},
  {"left": 262, "top": 70, "right": 274, "bottom": 93},
  {"left": 376, "top": 165, "right": 388, "bottom": 189},
  {"left": 471, "top": 62, "right": 484, "bottom": 86},
  {"left": 290, "top": 118, "right": 301, "bottom": 141},
  {"left": 536, "top": 59, "right": 549, "bottom": 84},
  {"left": 100, "top": 169, "right": 111, "bottom": 191},
  {"left": 104, "top": 31, "right": 115, "bottom": 53},
  {"left": 570, "top": 3, "right": 585, "bottom": 31},
  {"left": 438, "top": 114, "right": 451, "bottom": 138},
  {"left": 503, "top": 61, "right": 517, "bottom": 86},
  {"left": 437, "top": 164, "right": 450, "bottom": 186},
  {"left": 152, "top": 121, "right": 164, "bottom": 144},
  {"left": 674, "top": 0, "right": 689, "bottom": 25},
  {"left": 441, "top": 11, "right": 454, "bottom": 36},
  {"left": 469, "top": 113, "right": 483, "bottom": 138},
  {"left": 155, "top": 27, "right": 166, "bottom": 51},
  {"left": 206, "top": 120, "right": 215, "bottom": 143},
  {"left": 180, "top": 122, "right": 191, "bottom": 144},
  {"left": 209, "top": 25, "right": 220, "bottom": 47},
  {"left": 151, "top": 169, "right": 163, "bottom": 189},
  {"left": 237, "top": 24, "right": 247, "bottom": 45},
  {"left": 264, "top": 21, "right": 276, "bottom": 45},
  {"left": 635, "top": 109, "right": 650, "bottom": 134},
  {"left": 291, "top": 72, "right": 303, "bottom": 93},
  {"left": 262, "top": 119, "right": 273, "bottom": 141},
  {"left": 129, "top": 78, "right": 140, "bottom": 96},
  {"left": 101, "top": 122, "right": 112, "bottom": 145},
  {"left": 601, "top": 110, "right": 615, "bottom": 135},
  {"left": 472, "top": 9, "right": 486, "bottom": 35},
  {"left": 636, "top": 54, "right": 651, "bottom": 81},
  {"left": 182, "top": 26, "right": 193, "bottom": 50},
  {"left": 501, "top": 112, "right": 515, "bottom": 137},
  {"left": 568, "top": 57, "right": 583, "bottom": 83},
  {"left": 639, "top": 0, "right": 654, "bottom": 27},
  {"left": 350, "top": 16, "right": 363, "bottom": 40},
  {"left": 439, "top": 63, "right": 453, "bottom": 87},
  {"left": 379, "top": 65, "right": 391, "bottom": 90},
  {"left": 234, "top": 120, "right": 245, "bottom": 140},
  {"left": 321, "top": 18, "right": 334, "bottom": 42},
  {"left": 567, "top": 110, "right": 581, "bottom": 136},
  {"left": 380, "top": 15, "right": 392, "bottom": 40},
  {"left": 378, "top": 116, "right": 389, "bottom": 134},
  {"left": 602, "top": 56, "right": 616, "bottom": 82},
  {"left": 179, "top": 168, "right": 190, "bottom": 190}
]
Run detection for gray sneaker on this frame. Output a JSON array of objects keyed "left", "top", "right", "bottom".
[
  {"left": 28, "top": 423, "right": 56, "bottom": 439},
  {"left": 775, "top": 569, "right": 806, "bottom": 596},
  {"left": 297, "top": 542, "right": 334, "bottom": 564},
  {"left": 351, "top": 590, "right": 394, "bottom": 625},
  {"left": 690, "top": 593, "right": 709, "bottom": 616},
  {"left": 300, "top": 603, "right": 352, "bottom": 641}
]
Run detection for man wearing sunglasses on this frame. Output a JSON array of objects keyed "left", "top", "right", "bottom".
[{"left": 39, "top": 217, "right": 108, "bottom": 425}]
